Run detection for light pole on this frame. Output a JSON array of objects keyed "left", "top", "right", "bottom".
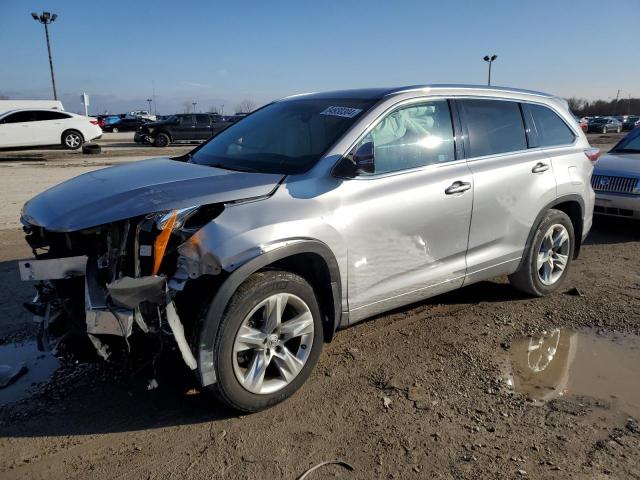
[
  {"left": 483, "top": 54, "right": 498, "bottom": 86},
  {"left": 31, "top": 11, "right": 59, "bottom": 100},
  {"left": 191, "top": 101, "right": 197, "bottom": 113},
  {"left": 146, "top": 98, "right": 153, "bottom": 114},
  {"left": 613, "top": 89, "right": 620, "bottom": 116}
]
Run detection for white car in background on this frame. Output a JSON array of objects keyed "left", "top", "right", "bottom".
[{"left": 0, "top": 109, "right": 102, "bottom": 149}]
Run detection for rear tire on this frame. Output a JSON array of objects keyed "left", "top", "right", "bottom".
[
  {"left": 61, "top": 130, "right": 84, "bottom": 150},
  {"left": 153, "top": 133, "right": 170, "bottom": 147},
  {"left": 202, "top": 270, "right": 323, "bottom": 412},
  {"left": 509, "top": 209, "right": 575, "bottom": 297}
]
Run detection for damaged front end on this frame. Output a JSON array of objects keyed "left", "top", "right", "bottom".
[{"left": 19, "top": 204, "right": 224, "bottom": 371}]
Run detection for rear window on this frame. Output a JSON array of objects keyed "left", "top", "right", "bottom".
[
  {"left": 528, "top": 104, "right": 576, "bottom": 147},
  {"left": 36, "top": 111, "right": 70, "bottom": 121},
  {"left": 459, "top": 99, "right": 527, "bottom": 158}
]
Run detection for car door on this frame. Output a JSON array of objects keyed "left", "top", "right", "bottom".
[
  {"left": 457, "top": 98, "right": 557, "bottom": 284},
  {"left": 173, "top": 115, "right": 195, "bottom": 140},
  {"left": 0, "top": 111, "right": 38, "bottom": 147},
  {"left": 35, "top": 110, "right": 71, "bottom": 144},
  {"left": 335, "top": 99, "right": 473, "bottom": 322},
  {"left": 195, "top": 114, "right": 213, "bottom": 140}
]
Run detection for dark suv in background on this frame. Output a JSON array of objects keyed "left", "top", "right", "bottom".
[{"left": 135, "top": 113, "right": 231, "bottom": 147}]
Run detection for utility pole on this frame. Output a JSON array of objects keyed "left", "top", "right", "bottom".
[
  {"left": 146, "top": 98, "right": 153, "bottom": 114},
  {"left": 613, "top": 89, "right": 620, "bottom": 116},
  {"left": 152, "top": 80, "right": 157, "bottom": 116},
  {"left": 628, "top": 94, "right": 632, "bottom": 116},
  {"left": 483, "top": 54, "right": 498, "bottom": 86},
  {"left": 31, "top": 12, "right": 59, "bottom": 100}
]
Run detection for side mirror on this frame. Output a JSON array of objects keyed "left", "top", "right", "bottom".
[
  {"left": 352, "top": 141, "right": 375, "bottom": 174},
  {"left": 333, "top": 141, "right": 375, "bottom": 178}
]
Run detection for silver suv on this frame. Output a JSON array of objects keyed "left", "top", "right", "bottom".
[{"left": 19, "top": 85, "right": 595, "bottom": 412}]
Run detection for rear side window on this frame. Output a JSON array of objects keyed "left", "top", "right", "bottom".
[
  {"left": 180, "top": 115, "right": 194, "bottom": 125},
  {"left": 35, "top": 111, "right": 70, "bottom": 121},
  {"left": 196, "top": 115, "right": 210, "bottom": 125},
  {"left": 459, "top": 99, "right": 527, "bottom": 157},
  {"left": 528, "top": 104, "right": 575, "bottom": 147}
]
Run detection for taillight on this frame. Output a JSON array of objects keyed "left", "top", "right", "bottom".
[
  {"left": 584, "top": 147, "right": 600, "bottom": 162},
  {"left": 89, "top": 120, "right": 99, "bottom": 125}
]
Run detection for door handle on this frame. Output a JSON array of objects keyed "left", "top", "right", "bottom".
[
  {"left": 445, "top": 181, "right": 472, "bottom": 195},
  {"left": 532, "top": 162, "right": 550, "bottom": 173}
]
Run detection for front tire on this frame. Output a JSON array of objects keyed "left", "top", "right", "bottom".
[
  {"left": 62, "top": 130, "right": 84, "bottom": 150},
  {"left": 112, "top": 127, "right": 119, "bottom": 133},
  {"left": 509, "top": 209, "right": 575, "bottom": 297},
  {"left": 203, "top": 271, "right": 323, "bottom": 412},
  {"left": 153, "top": 132, "right": 170, "bottom": 147}
]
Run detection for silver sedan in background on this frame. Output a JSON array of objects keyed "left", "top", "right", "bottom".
[{"left": 592, "top": 128, "right": 640, "bottom": 218}]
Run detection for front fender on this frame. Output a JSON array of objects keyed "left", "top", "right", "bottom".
[{"left": 194, "top": 239, "right": 343, "bottom": 387}]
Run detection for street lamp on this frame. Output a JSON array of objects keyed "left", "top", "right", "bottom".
[
  {"left": 31, "top": 11, "right": 59, "bottom": 100},
  {"left": 146, "top": 98, "right": 153, "bottom": 114},
  {"left": 483, "top": 54, "right": 498, "bottom": 86},
  {"left": 192, "top": 101, "right": 197, "bottom": 113}
]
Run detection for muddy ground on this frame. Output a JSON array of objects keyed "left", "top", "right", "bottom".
[{"left": 0, "top": 132, "right": 639, "bottom": 479}]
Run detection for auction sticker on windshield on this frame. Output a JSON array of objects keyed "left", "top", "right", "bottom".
[{"left": 320, "top": 106, "right": 363, "bottom": 118}]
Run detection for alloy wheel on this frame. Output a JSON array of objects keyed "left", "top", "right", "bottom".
[
  {"left": 232, "top": 293, "right": 314, "bottom": 394},
  {"left": 65, "top": 133, "right": 81, "bottom": 148},
  {"left": 537, "top": 224, "right": 570, "bottom": 286}
]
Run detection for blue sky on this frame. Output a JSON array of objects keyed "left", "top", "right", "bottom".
[{"left": 1, "top": 0, "right": 638, "bottom": 114}]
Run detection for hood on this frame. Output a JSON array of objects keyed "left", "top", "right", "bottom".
[
  {"left": 22, "top": 158, "right": 284, "bottom": 232},
  {"left": 594, "top": 153, "right": 640, "bottom": 177}
]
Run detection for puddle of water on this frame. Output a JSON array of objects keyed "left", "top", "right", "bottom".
[
  {"left": 506, "top": 328, "right": 640, "bottom": 419},
  {"left": 0, "top": 341, "right": 60, "bottom": 406}
]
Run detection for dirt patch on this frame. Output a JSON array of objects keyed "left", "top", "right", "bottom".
[{"left": 0, "top": 214, "right": 638, "bottom": 479}]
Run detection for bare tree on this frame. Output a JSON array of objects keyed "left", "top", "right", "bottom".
[
  {"left": 565, "top": 97, "right": 587, "bottom": 112},
  {"left": 183, "top": 101, "right": 192, "bottom": 113},
  {"left": 208, "top": 105, "right": 221, "bottom": 114},
  {"left": 235, "top": 99, "right": 256, "bottom": 113},
  {"left": 0, "top": 94, "right": 9, "bottom": 100}
]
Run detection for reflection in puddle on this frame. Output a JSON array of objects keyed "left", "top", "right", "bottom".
[
  {"left": 506, "top": 329, "right": 640, "bottom": 418},
  {"left": 0, "top": 341, "right": 60, "bottom": 407}
]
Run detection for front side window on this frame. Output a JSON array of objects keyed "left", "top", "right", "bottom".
[
  {"left": 196, "top": 115, "right": 210, "bottom": 125},
  {"left": 191, "top": 98, "right": 376, "bottom": 174},
  {"left": 2, "top": 111, "right": 36, "bottom": 123},
  {"left": 180, "top": 115, "right": 194, "bottom": 125},
  {"left": 528, "top": 104, "right": 575, "bottom": 147},
  {"left": 353, "top": 100, "right": 455, "bottom": 174},
  {"left": 460, "top": 99, "right": 527, "bottom": 157}
]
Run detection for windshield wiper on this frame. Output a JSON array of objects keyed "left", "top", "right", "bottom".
[{"left": 209, "top": 162, "right": 259, "bottom": 173}]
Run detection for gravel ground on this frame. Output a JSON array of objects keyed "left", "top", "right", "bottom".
[{"left": 0, "top": 132, "right": 638, "bottom": 479}]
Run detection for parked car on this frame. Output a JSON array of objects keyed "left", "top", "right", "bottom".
[
  {"left": 587, "top": 116, "right": 622, "bottom": 133},
  {"left": 18, "top": 85, "right": 595, "bottom": 412},
  {"left": 591, "top": 127, "right": 640, "bottom": 218},
  {"left": 615, "top": 115, "right": 640, "bottom": 131},
  {"left": 103, "top": 116, "right": 150, "bottom": 133},
  {"left": 135, "top": 113, "right": 231, "bottom": 147},
  {"left": 0, "top": 109, "right": 102, "bottom": 149}
]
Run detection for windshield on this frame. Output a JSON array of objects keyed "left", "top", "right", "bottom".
[
  {"left": 190, "top": 98, "right": 376, "bottom": 174},
  {"left": 611, "top": 130, "right": 640, "bottom": 153},
  {"left": 591, "top": 118, "right": 606, "bottom": 124}
]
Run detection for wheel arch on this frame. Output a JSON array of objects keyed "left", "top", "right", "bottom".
[
  {"left": 517, "top": 195, "right": 585, "bottom": 272},
  {"left": 61, "top": 128, "right": 84, "bottom": 142},
  {"left": 195, "top": 240, "right": 343, "bottom": 387}
]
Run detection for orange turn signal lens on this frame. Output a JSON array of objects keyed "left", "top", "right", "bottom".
[{"left": 152, "top": 210, "right": 178, "bottom": 275}]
